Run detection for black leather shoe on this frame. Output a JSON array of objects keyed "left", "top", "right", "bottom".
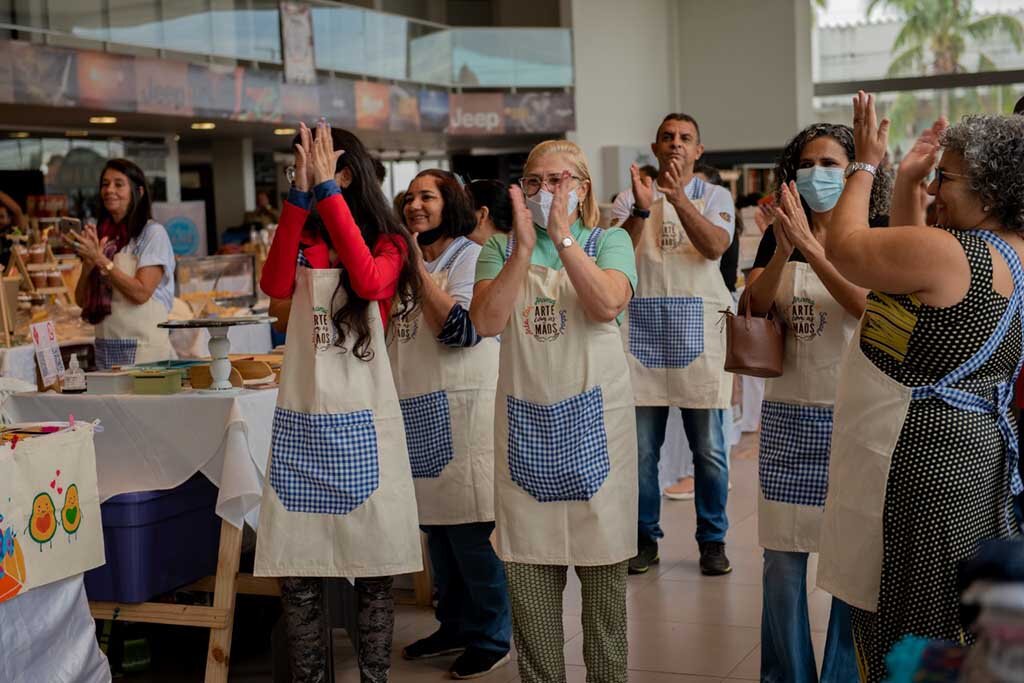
[{"left": 698, "top": 541, "right": 732, "bottom": 576}]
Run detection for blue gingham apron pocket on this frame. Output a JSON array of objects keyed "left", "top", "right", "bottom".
[
  {"left": 269, "top": 407, "right": 380, "bottom": 515},
  {"left": 628, "top": 297, "right": 704, "bottom": 369},
  {"left": 94, "top": 338, "right": 138, "bottom": 369},
  {"left": 758, "top": 401, "right": 833, "bottom": 507},
  {"left": 507, "top": 386, "right": 610, "bottom": 502},
  {"left": 400, "top": 390, "right": 454, "bottom": 478}
]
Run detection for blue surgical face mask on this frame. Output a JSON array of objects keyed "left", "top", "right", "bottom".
[
  {"left": 795, "top": 166, "right": 845, "bottom": 214},
  {"left": 526, "top": 188, "right": 580, "bottom": 229}
]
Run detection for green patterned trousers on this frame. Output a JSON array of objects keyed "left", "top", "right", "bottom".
[{"left": 505, "top": 561, "right": 628, "bottom": 683}]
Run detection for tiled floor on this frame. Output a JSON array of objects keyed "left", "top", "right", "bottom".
[{"left": 335, "top": 431, "right": 829, "bottom": 682}]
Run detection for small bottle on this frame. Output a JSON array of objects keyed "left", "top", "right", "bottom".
[{"left": 62, "top": 353, "right": 87, "bottom": 394}]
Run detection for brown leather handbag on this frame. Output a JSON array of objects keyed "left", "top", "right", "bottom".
[{"left": 721, "top": 288, "right": 785, "bottom": 378}]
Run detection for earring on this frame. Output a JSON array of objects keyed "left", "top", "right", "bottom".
[{"left": 983, "top": 205, "right": 991, "bottom": 213}]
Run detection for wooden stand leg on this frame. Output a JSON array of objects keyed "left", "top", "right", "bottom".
[{"left": 204, "top": 519, "right": 243, "bottom": 683}]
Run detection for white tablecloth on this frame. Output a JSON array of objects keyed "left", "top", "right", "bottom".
[
  {"left": 0, "top": 576, "right": 111, "bottom": 683},
  {"left": 0, "top": 337, "right": 94, "bottom": 385},
  {"left": 169, "top": 322, "right": 273, "bottom": 359},
  {"left": 4, "top": 389, "right": 276, "bottom": 528}
]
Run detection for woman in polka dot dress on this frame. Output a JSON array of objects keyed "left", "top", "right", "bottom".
[{"left": 816, "top": 93, "right": 1024, "bottom": 682}]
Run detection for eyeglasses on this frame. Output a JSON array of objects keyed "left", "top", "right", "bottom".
[
  {"left": 934, "top": 168, "right": 969, "bottom": 191},
  {"left": 518, "top": 174, "right": 583, "bottom": 197}
]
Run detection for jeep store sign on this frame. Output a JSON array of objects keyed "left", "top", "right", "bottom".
[{"left": 448, "top": 94, "right": 505, "bottom": 135}]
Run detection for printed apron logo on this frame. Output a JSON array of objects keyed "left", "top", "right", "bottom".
[
  {"left": 660, "top": 220, "right": 683, "bottom": 252},
  {"left": 790, "top": 296, "right": 828, "bottom": 340},
  {"left": 522, "top": 296, "right": 567, "bottom": 342},
  {"left": 312, "top": 305, "right": 335, "bottom": 351},
  {"left": 394, "top": 313, "right": 419, "bottom": 344}
]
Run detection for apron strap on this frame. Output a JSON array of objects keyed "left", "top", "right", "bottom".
[
  {"left": 582, "top": 228, "right": 603, "bottom": 258},
  {"left": 504, "top": 235, "right": 516, "bottom": 262},
  {"left": 438, "top": 237, "right": 474, "bottom": 274},
  {"left": 911, "top": 230, "right": 1024, "bottom": 508}
]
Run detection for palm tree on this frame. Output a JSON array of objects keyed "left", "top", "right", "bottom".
[{"left": 867, "top": 0, "right": 1024, "bottom": 77}]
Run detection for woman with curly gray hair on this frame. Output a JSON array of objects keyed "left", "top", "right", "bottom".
[
  {"left": 744, "top": 122, "right": 889, "bottom": 683},
  {"left": 814, "top": 92, "right": 1024, "bottom": 682}
]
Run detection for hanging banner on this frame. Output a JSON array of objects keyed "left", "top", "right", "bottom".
[
  {"left": 235, "top": 70, "right": 283, "bottom": 123},
  {"left": 281, "top": 83, "right": 320, "bottom": 122},
  {"left": 280, "top": 2, "right": 317, "bottom": 85},
  {"left": 319, "top": 78, "right": 357, "bottom": 127},
  {"left": 152, "top": 201, "right": 208, "bottom": 257},
  {"left": 389, "top": 84, "right": 420, "bottom": 132},
  {"left": 135, "top": 58, "right": 192, "bottom": 116},
  {"left": 10, "top": 42, "right": 77, "bottom": 107},
  {"left": 418, "top": 89, "right": 449, "bottom": 133},
  {"left": 0, "top": 426, "right": 105, "bottom": 603},
  {"left": 504, "top": 92, "right": 576, "bottom": 133},
  {"left": 448, "top": 93, "right": 505, "bottom": 135},
  {"left": 188, "top": 63, "right": 242, "bottom": 119},
  {"left": 355, "top": 82, "right": 390, "bottom": 130},
  {"left": 77, "top": 52, "right": 136, "bottom": 111}
]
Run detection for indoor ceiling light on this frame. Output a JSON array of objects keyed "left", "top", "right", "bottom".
[
  {"left": 274, "top": 127, "right": 297, "bottom": 136},
  {"left": 89, "top": 116, "right": 117, "bottom": 124},
  {"left": 9, "top": 132, "right": 29, "bottom": 138},
  {"left": 65, "top": 130, "right": 89, "bottom": 137},
  {"left": 191, "top": 122, "right": 216, "bottom": 130}
]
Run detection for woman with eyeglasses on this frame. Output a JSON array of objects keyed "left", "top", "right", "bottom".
[
  {"left": 471, "top": 140, "right": 638, "bottom": 682},
  {"left": 816, "top": 93, "right": 1024, "bottom": 682},
  {"left": 390, "top": 169, "right": 511, "bottom": 680},
  {"left": 744, "top": 123, "right": 892, "bottom": 683}
]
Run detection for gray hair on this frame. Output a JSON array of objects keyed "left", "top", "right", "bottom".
[{"left": 941, "top": 115, "right": 1024, "bottom": 232}]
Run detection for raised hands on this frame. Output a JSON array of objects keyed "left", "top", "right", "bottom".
[
  {"left": 662, "top": 158, "right": 689, "bottom": 208},
  {"left": 774, "top": 181, "right": 815, "bottom": 258},
  {"left": 852, "top": 91, "right": 890, "bottom": 167},
  {"left": 546, "top": 171, "right": 574, "bottom": 241},
  {"left": 310, "top": 119, "right": 345, "bottom": 186},
  {"left": 899, "top": 118, "right": 947, "bottom": 185},
  {"left": 630, "top": 163, "right": 654, "bottom": 211},
  {"left": 292, "top": 122, "right": 314, "bottom": 192},
  {"left": 66, "top": 224, "right": 109, "bottom": 266},
  {"left": 508, "top": 185, "right": 537, "bottom": 255}
]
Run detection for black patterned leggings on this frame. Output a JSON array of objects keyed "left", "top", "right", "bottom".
[{"left": 280, "top": 576, "right": 395, "bottom": 683}]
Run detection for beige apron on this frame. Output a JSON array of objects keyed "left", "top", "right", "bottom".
[
  {"left": 388, "top": 240, "right": 500, "bottom": 525},
  {"left": 758, "top": 262, "right": 858, "bottom": 553},
  {"left": 93, "top": 250, "right": 173, "bottom": 369},
  {"left": 494, "top": 230, "right": 637, "bottom": 566},
  {"left": 622, "top": 192, "right": 733, "bottom": 408},
  {"left": 817, "top": 230, "right": 1024, "bottom": 611},
  {"left": 254, "top": 266, "right": 422, "bottom": 577}
]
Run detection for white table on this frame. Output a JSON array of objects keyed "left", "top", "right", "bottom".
[
  {"left": 4, "top": 389, "right": 276, "bottom": 528},
  {"left": 3, "top": 388, "right": 278, "bottom": 683},
  {"left": 0, "top": 337, "right": 94, "bottom": 385}
]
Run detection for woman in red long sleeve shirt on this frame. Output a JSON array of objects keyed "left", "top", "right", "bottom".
[{"left": 255, "top": 121, "right": 421, "bottom": 683}]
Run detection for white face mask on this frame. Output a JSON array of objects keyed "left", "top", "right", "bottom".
[{"left": 526, "top": 189, "right": 580, "bottom": 229}]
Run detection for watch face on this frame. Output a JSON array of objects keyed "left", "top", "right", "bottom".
[{"left": 562, "top": 237, "right": 573, "bottom": 248}]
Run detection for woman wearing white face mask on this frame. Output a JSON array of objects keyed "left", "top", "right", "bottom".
[
  {"left": 471, "top": 140, "right": 637, "bottom": 682},
  {"left": 745, "top": 123, "right": 892, "bottom": 683}
]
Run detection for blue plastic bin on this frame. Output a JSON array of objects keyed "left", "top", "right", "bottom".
[{"left": 83, "top": 474, "right": 221, "bottom": 603}]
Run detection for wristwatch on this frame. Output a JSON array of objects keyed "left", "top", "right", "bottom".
[
  {"left": 631, "top": 205, "right": 651, "bottom": 219},
  {"left": 556, "top": 236, "right": 575, "bottom": 251},
  {"left": 845, "top": 162, "right": 877, "bottom": 179},
  {"left": 100, "top": 260, "right": 114, "bottom": 276}
]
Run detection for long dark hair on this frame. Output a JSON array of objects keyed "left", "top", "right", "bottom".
[
  {"left": 294, "top": 127, "right": 419, "bottom": 361},
  {"left": 467, "top": 179, "right": 513, "bottom": 232},
  {"left": 406, "top": 169, "right": 477, "bottom": 239},
  {"left": 774, "top": 123, "right": 892, "bottom": 222},
  {"left": 96, "top": 159, "right": 152, "bottom": 240}
]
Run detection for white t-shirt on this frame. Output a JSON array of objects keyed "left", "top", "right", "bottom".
[
  {"left": 611, "top": 176, "right": 736, "bottom": 242},
  {"left": 424, "top": 236, "right": 481, "bottom": 310},
  {"left": 127, "top": 220, "right": 176, "bottom": 312}
]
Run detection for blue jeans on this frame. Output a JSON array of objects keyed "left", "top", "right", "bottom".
[
  {"left": 422, "top": 522, "right": 511, "bottom": 654},
  {"left": 761, "top": 550, "right": 857, "bottom": 683},
  {"left": 636, "top": 406, "right": 730, "bottom": 545}
]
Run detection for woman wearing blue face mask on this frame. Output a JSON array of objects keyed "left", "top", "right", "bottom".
[
  {"left": 743, "top": 123, "right": 892, "bottom": 683},
  {"left": 471, "top": 140, "right": 638, "bottom": 682}
]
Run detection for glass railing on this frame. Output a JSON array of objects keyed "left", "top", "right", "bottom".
[{"left": 1, "top": 0, "right": 572, "bottom": 88}]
